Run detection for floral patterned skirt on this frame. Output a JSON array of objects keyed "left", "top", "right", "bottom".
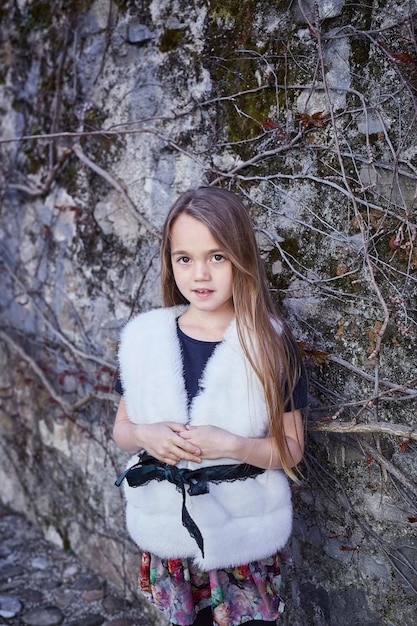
[{"left": 138, "top": 550, "right": 291, "bottom": 626}]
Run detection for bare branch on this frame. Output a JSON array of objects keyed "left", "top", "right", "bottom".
[
  {"left": 72, "top": 144, "right": 161, "bottom": 239},
  {"left": 0, "top": 330, "right": 72, "bottom": 414},
  {"left": 328, "top": 355, "right": 417, "bottom": 395},
  {"left": 361, "top": 440, "right": 417, "bottom": 499},
  {"left": 8, "top": 148, "right": 72, "bottom": 197},
  {"left": 309, "top": 420, "right": 417, "bottom": 441}
]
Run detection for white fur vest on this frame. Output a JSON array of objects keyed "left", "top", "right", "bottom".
[{"left": 118, "top": 306, "right": 292, "bottom": 570}]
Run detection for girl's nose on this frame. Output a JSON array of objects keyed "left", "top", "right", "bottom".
[{"left": 193, "top": 262, "right": 210, "bottom": 280}]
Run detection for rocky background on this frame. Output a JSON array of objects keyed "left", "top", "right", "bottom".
[{"left": 0, "top": 0, "right": 416, "bottom": 624}]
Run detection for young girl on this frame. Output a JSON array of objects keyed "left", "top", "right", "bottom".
[{"left": 113, "top": 187, "right": 307, "bottom": 626}]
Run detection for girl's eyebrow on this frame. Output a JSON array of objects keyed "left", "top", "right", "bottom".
[{"left": 171, "top": 249, "right": 189, "bottom": 256}]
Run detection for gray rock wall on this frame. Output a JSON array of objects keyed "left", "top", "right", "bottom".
[{"left": 1, "top": 0, "right": 416, "bottom": 624}]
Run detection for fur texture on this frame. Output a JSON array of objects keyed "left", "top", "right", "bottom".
[{"left": 118, "top": 307, "right": 292, "bottom": 570}]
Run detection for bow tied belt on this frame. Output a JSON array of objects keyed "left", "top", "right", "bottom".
[{"left": 115, "top": 451, "right": 265, "bottom": 557}]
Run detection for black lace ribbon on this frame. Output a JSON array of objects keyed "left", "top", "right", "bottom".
[{"left": 115, "top": 451, "right": 265, "bottom": 557}]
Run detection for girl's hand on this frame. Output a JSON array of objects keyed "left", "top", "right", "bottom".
[
  {"left": 179, "top": 409, "right": 304, "bottom": 469},
  {"left": 139, "top": 422, "right": 202, "bottom": 465},
  {"left": 179, "top": 425, "right": 236, "bottom": 460},
  {"left": 113, "top": 398, "right": 201, "bottom": 465}
]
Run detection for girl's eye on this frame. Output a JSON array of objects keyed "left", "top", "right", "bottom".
[
  {"left": 211, "top": 254, "right": 225, "bottom": 263},
  {"left": 177, "top": 256, "right": 190, "bottom": 264}
]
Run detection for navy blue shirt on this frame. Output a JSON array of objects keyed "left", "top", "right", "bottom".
[{"left": 177, "top": 324, "right": 219, "bottom": 405}]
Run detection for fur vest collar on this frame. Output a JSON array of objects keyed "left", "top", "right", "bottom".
[{"left": 118, "top": 307, "right": 292, "bottom": 570}]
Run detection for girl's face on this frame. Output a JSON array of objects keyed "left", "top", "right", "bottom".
[{"left": 170, "top": 213, "right": 234, "bottom": 320}]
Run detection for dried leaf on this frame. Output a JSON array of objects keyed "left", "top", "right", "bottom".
[
  {"left": 390, "top": 51, "right": 414, "bottom": 67},
  {"left": 377, "top": 41, "right": 414, "bottom": 67},
  {"left": 299, "top": 110, "right": 329, "bottom": 130},
  {"left": 262, "top": 118, "right": 280, "bottom": 129},
  {"left": 297, "top": 341, "right": 330, "bottom": 368},
  {"left": 261, "top": 118, "right": 287, "bottom": 137},
  {"left": 399, "top": 438, "right": 410, "bottom": 452}
]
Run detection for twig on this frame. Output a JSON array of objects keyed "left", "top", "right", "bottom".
[
  {"left": 309, "top": 420, "right": 417, "bottom": 441},
  {"left": 8, "top": 148, "right": 72, "bottom": 197},
  {"left": 208, "top": 130, "right": 303, "bottom": 186},
  {"left": 360, "top": 440, "right": 417, "bottom": 499},
  {"left": 328, "top": 355, "right": 417, "bottom": 395},
  {"left": 0, "top": 330, "right": 72, "bottom": 414},
  {"left": 0, "top": 331, "right": 117, "bottom": 415},
  {"left": 1, "top": 256, "right": 114, "bottom": 369},
  {"left": 72, "top": 143, "right": 161, "bottom": 239}
]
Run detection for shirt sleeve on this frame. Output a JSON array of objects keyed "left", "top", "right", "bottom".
[
  {"left": 114, "top": 376, "right": 124, "bottom": 395},
  {"left": 284, "top": 365, "right": 308, "bottom": 412}
]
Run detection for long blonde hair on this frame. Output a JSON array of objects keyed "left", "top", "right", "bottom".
[{"left": 161, "top": 187, "right": 303, "bottom": 479}]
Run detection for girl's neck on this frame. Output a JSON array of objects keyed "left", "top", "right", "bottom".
[{"left": 178, "top": 308, "right": 235, "bottom": 342}]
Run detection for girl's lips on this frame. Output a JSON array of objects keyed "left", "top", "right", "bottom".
[{"left": 193, "top": 288, "right": 214, "bottom": 297}]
